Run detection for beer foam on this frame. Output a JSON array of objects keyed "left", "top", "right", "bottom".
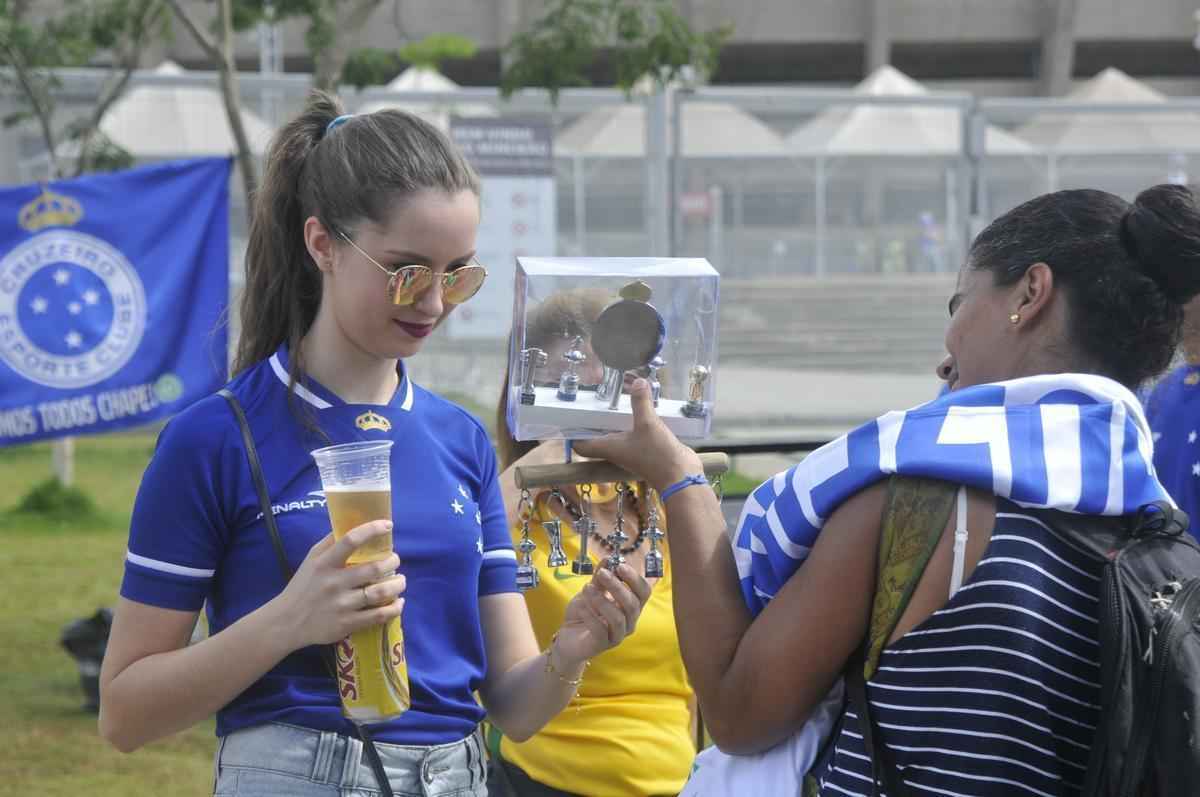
[{"left": 322, "top": 483, "right": 390, "bottom": 493}]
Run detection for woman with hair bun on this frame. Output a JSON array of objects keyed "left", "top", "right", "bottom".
[{"left": 578, "top": 184, "right": 1200, "bottom": 796}]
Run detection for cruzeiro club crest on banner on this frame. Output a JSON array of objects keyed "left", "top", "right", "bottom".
[{"left": 0, "top": 229, "right": 147, "bottom": 389}]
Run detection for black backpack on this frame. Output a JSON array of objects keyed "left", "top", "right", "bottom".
[
  {"left": 1040, "top": 502, "right": 1200, "bottom": 797},
  {"left": 838, "top": 478, "right": 1200, "bottom": 797}
]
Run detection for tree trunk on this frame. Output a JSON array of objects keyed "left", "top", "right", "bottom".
[
  {"left": 164, "top": 0, "right": 257, "bottom": 213},
  {"left": 73, "top": 0, "right": 163, "bottom": 175},
  {"left": 312, "top": 0, "right": 384, "bottom": 91},
  {"left": 215, "top": 0, "right": 258, "bottom": 209}
]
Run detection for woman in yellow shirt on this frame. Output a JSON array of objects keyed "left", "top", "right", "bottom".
[{"left": 488, "top": 291, "right": 696, "bottom": 797}]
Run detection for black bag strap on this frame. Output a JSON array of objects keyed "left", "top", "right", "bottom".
[
  {"left": 218, "top": 388, "right": 395, "bottom": 797},
  {"left": 846, "top": 645, "right": 911, "bottom": 797},
  {"left": 816, "top": 476, "right": 951, "bottom": 795},
  {"left": 220, "top": 389, "right": 292, "bottom": 580}
]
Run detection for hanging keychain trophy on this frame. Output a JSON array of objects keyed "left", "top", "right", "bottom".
[
  {"left": 602, "top": 483, "right": 632, "bottom": 571},
  {"left": 543, "top": 490, "right": 570, "bottom": 568},
  {"left": 643, "top": 485, "right": 665, "bottom": 578},
  {"left": 572, "top": 483, "right": 596, "bottom": 576},
  {"left": 516, "top": 488, "right": 539, "bottom": 591}
]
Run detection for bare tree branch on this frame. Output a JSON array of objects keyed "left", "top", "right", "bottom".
[
  {"left": 0, "top": 38, "right": 63, "bottom": 177},
  {"left": 313, "top": 0, "right": 384, "bottom": 91},
  {"left": 163, "top": 0, "right": 219, "bottom": 61},
  {"left": 212, "top": 0, "right": 258, "bottom": 207},
  {"left": 73, "top": 2, "right": 165, "bottom": 176}
]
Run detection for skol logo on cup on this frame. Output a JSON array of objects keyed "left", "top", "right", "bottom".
[
  {"left": 336, "top": 617, "right": 411, "bottom": 722},
  {"left": 335, "top": 638, "right": 359, "bottom": 701},
  {"left": 391, "top": 635, "right": 405, "bottom": 667}
]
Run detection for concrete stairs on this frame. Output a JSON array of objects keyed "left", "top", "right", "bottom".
[{"left": 717, "top": 274, "right": 956, "bottom": 372}]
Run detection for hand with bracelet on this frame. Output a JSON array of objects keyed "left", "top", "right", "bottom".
[{"left": 548, "top": 562, "right": 652, "bottom": 684}]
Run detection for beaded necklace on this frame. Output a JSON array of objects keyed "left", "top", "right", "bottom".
[{"left": 549, "top": 484, "right": 647, "bottom": 555}]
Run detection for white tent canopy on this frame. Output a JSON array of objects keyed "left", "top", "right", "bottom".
[
  {"left": 88, "top": 61, "right": 274, "bottom": 158},
  {"left": 555, "top": 98, "right": 790, "bottom": 158},
  {"left": 782, "top": 66, "right": 1024, "bottom": 275},
  {"left": 356, "top": 66, "right": 495, "bottom": 129},
  {"left": 1016, "top": 67, "right": 1200, "bottom": 154},
  {"left": 553, "top": 89, "right": 790, "bottom": 260},
  {"left": 786, "top": 66, "right": 1033, "bottom": 157}
]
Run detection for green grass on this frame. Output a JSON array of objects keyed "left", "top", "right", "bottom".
[
  {"left": 0, "top": 434, "right": 215, "bottom": 796},
  {"left": 717, "top": 469, "right": 761, "bottom": 497}
]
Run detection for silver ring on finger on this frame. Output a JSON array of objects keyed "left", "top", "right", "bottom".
[{"left": 361, "top": 585, "right": 371, "bottom": 610}]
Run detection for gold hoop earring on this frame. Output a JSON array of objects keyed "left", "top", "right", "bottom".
[{"left": 1009, "top": 313, "right": 1020, "bottom": 325}]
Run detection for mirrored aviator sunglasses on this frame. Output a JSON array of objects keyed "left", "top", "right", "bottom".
[{"left": 387, "top": 260, "right": 488, "bottom": 306}]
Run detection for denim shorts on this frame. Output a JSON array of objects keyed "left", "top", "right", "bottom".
[{"left": 213, "top": 722, "right": 488, "bottom": 797}]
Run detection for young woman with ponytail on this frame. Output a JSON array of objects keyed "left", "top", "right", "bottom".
[{"left": 98, "top": 91, "right": 651, "bottom": 796}]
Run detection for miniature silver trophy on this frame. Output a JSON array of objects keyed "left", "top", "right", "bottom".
[
  {"left": 643, "top": 487, "right": 664, "bottom": 578},
  {"left": 543, "top": 490, "right": 570, "bottom": 568},
  {"left": 595, "top": 366, "right": 622, "bottom": 404},
  {"left": 515, "top": 488, "right": 539, "bottom": 591},
  {"left": 681, "top": 364, "right": 711, "bottom": 419},
  {"left": 646, "top": 355, "right": 665, "bottom": 407},
  {"left": 603, "top": 484, "right": 631, "bottom": 571},
  {"left": 519, "top": 348, "right": 547, "bottom": 406},
  {"left": 556, "top": 336, "right": 587, "bottom": 402},
  {"left": 572, "top": 483, "right": 596, "bottom": 576}
]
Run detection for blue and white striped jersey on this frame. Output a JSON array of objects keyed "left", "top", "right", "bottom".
[{"left": 818, "top": 504, "right": 1100, "bottom": 796}]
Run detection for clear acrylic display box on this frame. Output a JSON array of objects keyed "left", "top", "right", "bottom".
[{"left": 507, "top": 257, "right": 719, "bottom": 441}]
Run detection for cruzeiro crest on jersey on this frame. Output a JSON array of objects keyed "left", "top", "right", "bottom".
[{"left": 0, "top": 190, "right": 147, "bottom": 389}]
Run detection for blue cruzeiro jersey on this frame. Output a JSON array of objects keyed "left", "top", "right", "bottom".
[
  {"left": 1145, "top": 362, "right": 1200, "bottom": 542},
  {"left": 120, "top": 345, "right": 518, "bottom": 745}
]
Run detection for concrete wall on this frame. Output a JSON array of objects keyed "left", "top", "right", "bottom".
[
  {"left": 136, "top": 0, "right": 1200, "bottom": 93},
  {"left": 150, "top": 0, "right": 1198, "bottom": 55},
  {"left": 18, "top": 0, "right": 1198, "bottom": 65}
]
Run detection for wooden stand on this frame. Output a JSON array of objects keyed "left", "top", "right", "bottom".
[{"left": 513, "top": 451, "right": 729, "bottom": 490}]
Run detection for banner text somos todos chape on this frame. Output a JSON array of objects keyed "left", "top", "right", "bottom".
[{"left": 0, "top": 378, "right": 174, "bottom": 441}]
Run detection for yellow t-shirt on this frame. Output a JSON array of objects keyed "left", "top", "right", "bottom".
[{"left": 497, "top": 493, "right": 695, "bottom": 797}]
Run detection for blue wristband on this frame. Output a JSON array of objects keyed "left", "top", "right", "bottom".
[{"left": 659, "top": 473, "right": 708, "bottom": 503}]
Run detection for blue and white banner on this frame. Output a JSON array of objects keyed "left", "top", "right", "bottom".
[
  {"left": 0, "top": 157, "right": 231, "bottom": 446},
  {"left": 733, "top": 373, "right": 1171, "bottom": 614}
]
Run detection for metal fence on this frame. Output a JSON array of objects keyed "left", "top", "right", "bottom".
[{"left": 4, "top": 68, "right": 1198, "bottom": 438}]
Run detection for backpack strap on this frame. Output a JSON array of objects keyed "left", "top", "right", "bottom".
[{"left": 218, "top": 389, "right": 396, "bottom": 797}]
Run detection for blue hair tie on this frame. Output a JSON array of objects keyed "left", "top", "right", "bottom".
[{"left": 325, "top": 114, "right": 353, "bottom": 136}]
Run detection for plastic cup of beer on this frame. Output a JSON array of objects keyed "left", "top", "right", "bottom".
[
  {"left": 311, "top": 440, "right": 394, "bottom": 565},
  {"left": 310, "top": 440, "right": 410, "bottom": 722}
]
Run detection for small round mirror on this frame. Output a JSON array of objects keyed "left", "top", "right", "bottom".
[{"left": 591, "top": 282, "right": 665, "bottom": 371}]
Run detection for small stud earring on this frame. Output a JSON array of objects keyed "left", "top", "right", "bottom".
[{"left": 1009, "top": 313, "right": 1020, "bottom": 325}]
